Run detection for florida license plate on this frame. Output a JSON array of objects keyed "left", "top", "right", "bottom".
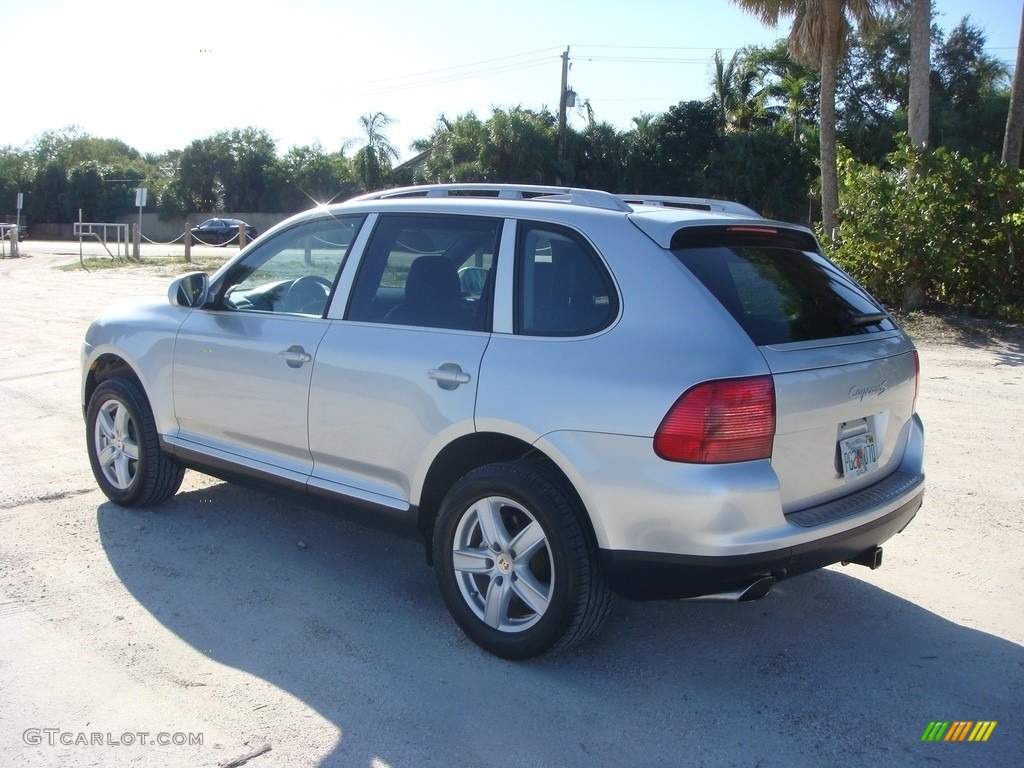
[{"left": 840, "top": 433, "right": 879, "bottom": 480}]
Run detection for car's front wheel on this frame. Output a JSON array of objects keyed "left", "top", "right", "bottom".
[
  {"left": 433, "top": 462, "right": 611, "bottom": 659},
  {"left": 86, "top": 378, "right": 184, "bottom": 507}
]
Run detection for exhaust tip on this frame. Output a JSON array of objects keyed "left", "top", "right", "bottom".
[
  {"left": 685, "top": 575, "right": 777, "bottom": 603},
  {"left": 737, "top": 575, "right": 776, "bottom": 602}
]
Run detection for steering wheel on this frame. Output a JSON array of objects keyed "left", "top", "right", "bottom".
[{"left": 283, "top": 275, "right": 333, "bottom": 314}]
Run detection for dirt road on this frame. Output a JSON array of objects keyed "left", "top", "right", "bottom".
[{"left": 1, "top": 245, "right": 1021, "bottom": 767}]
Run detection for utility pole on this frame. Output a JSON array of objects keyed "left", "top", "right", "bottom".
[{"left": 557, "top": 46, "right": 570, "bottom": 178}]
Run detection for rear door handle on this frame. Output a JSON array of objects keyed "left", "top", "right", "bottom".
[
  {"left": 279, "top": 345, "right": 312, "bottom": 368},
  {"left": 429, "top": 362, "right": 471, "bottom": 390}
]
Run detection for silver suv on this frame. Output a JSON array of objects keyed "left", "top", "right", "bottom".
[{"left": 82, "top": 184, "right": 925, "bottom": 659}]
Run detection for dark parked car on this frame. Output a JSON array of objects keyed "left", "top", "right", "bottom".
[{"left": 190, "top": 218, "right": 257, "bottom": 246}]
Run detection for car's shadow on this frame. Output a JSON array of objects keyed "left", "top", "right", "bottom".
[{"left": 98, "top": 482, "right": 1023, "bottom": 768}]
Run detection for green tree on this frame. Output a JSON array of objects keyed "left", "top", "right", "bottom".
[
  {"left": 161, "top": 128, "right": 277, "bottom": 215},
  {"left": 32, "top": 126, "right": 142, "bottom": 170},
  {"left": 67, "top": 162, "right": 104, "bottom": 221},
  {"left": 219, "top": 127, "right": 278, "bottom": 211},
  {"left": 653, "top": 100, "right": 722, "bottom": 194},
  {"left": 99, "top": 165, "right": 146, "bottom": 221},
  {"left": 744, "top": 41, "right": 820, "bottom": 142},
  {"left": 352, "top": 112, "right": 400, "bottom": 192},
  {"left": 622, "top": 113, "right": 662, "bottom": 193},
  {"left": 569, "top": 120, "right": 628, "bottom": 191},
  {"left": 168, "top": 137, "right": 222, "bottom": 214},
  {"left": 831, "top": 12, "right": 1009, "bottom": 161},
  {"left": 836, "top": 11, "right": 912, "bottom": 162},
  {"left": 479, "top": 107, "right": 557, "bottom": 184},
  {"left": 709, "top": 50, "right": 766, "bottom": 131},
  {"left": 22, "top": 127, "right": 155, "bottom": 223},
  {"left": 0, "top": 147, "right": 32, "bottom": 221},
  {"left": 412, "top": 113, "right": 489, "bottom": 183},
  {"left": 733, "top": 0, "right": 905, "bottom": 237},
  {"left": 707, "top": 128, "right": 816, "bottom": 220},
  {"left": 31, "top": 162, "right": 69, "bottom": 223},
  {"left": 932, "top": 18, "right": 1010, "bottom": 154},
  {"left": 274, "top": 142, "right": 355, "bottom": 211}
]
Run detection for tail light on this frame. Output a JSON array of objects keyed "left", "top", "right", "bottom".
[{"left": 654, "top": 376, "right": 776, "bottom": 463}]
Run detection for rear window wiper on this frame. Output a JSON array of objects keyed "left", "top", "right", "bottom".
[{"left": 843, "top": 310, "right": 889, "bottom": 328}]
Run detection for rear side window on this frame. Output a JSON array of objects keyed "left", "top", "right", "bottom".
[
  {"left": 516, "top": 224, "right": 617, "bottom": 336},
  {"left": 672, "top": 225, "right": 895, "bottom": 345}
]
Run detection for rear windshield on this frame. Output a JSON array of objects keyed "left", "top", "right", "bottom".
[{"left": 671, "top": 226, "right": 896, "bottom": 345}]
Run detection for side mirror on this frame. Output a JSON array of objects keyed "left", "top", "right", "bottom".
[{"left": 169, "top": 271, "right": 210, "bottom": 308}]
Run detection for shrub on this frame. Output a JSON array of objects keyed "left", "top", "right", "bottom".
[{"left": 825, "top": 140, "right": 1024, "bottom": 320}]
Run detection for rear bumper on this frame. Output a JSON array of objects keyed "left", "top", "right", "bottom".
[{"left": 602, "top": 480, "right": 923, "bottom": 600}]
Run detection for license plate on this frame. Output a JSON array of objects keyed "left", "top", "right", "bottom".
[{"left": 840, "top": 433, "right": 879, "bottom": 480}]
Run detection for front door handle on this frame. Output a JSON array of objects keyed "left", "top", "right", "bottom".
[
  {"left": 279, "top": 345, "right": 312, "bottom": 368},
  {"left": 428, "top": 362, "right": 471, "bottom": 390}
]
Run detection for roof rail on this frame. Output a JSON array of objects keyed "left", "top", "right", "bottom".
[
  {"left": 349, "top": 184, "right": 633, "bottom": 212},
  {"left": 617, "top": 195, "right": 761, "bottom": 217}
]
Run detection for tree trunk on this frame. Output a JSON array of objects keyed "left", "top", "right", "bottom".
[
  {"left": 904, "top": 0, "right": 932, "bottom": 309},
  {"left": 818, "top": 3, "right": 842, "bottom": 240},
  {"left": 908, "top": 0, "right": 931, "bottom": 148},
  {"left": 1002, "top": 4, "right": 1024, "bottom": 167}
]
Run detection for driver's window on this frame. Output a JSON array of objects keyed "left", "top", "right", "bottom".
[{"left": 220, "top": 215, "right": 366, "bottom": 316}]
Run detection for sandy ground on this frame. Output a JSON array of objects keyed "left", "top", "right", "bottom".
[{"left": 1, "top": 243, "right": 1021, "bottom": 768}]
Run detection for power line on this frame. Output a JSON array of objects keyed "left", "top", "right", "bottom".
[
  {"left": 318, "top": 57, "right": 556, "bottom": 102},
  {"left": 576, "top": 56, "right": 713, "bottom": 65},
  {"left": 323, "top": 47, "right": 562, "bottom": 91},
  {"left": 299, "top": 49, "right": 562, "bottom": 104},
  {"left": 252, "top": 38, "right": 1017, "bottom": 117},
  {"left": 297, "top": 48, "right": 722, "bottom": 105}
]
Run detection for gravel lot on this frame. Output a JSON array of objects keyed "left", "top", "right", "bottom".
[{"left": 1, "top": 243, "right": 1022, "bottom": 768}]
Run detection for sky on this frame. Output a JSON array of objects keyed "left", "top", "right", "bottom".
[{"left": 2, "top": 0, "right": 1019, "bottom": 162}]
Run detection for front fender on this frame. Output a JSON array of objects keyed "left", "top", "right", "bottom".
[{"left": 81, "top": 300, "right": 191, "bottom": 436}]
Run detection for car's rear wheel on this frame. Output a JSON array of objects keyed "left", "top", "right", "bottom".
[
  {"left": 433, "top": 462, "right": 611, "bottom": 659},
  {"left": 86, "top": 378, "right": 184, "bottom": 507}
]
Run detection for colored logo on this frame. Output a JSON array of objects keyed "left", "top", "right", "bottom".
[{"left": 921, "top": 721, "right": 997, "bottom": 742}]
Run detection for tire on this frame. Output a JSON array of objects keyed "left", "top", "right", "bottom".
[
  {"left": 433, "top": 462, "right": 611, "bottom": 659},
  {"left": 86, "top": 378, "right": 185, "bottom": 507}
]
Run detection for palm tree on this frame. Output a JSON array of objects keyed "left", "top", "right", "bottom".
[
  {"left": 771, "top": 69, "right": 816, "bottom": 142},
  {"left": 352, "top": 112, "right": 400, "bottom": 192},
  {"left": 623, "top": 113, "right": 662, "bottom": 193},
  {"left": 710, "top": 50, "right": 766, "bottom": 131},
  {"left": 710, "top": 50, "right": 742, "bottom": 130},
  {"left": 479, "top": 107, "right": 557, "bottom": 184},
  {"left": 732, "top": 0, "right": 903, "bottom": 238}
]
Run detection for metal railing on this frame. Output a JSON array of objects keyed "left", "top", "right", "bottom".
[
  {"left": 74, "top": 221, "right": 130, "bottom": 260},
  {"left": 0, "top": 224, "right": 19, "bottom": 258}
]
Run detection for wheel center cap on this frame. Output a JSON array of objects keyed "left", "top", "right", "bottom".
[{"left": 495, "top": 553, "right": 513, "bottom": 573}]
